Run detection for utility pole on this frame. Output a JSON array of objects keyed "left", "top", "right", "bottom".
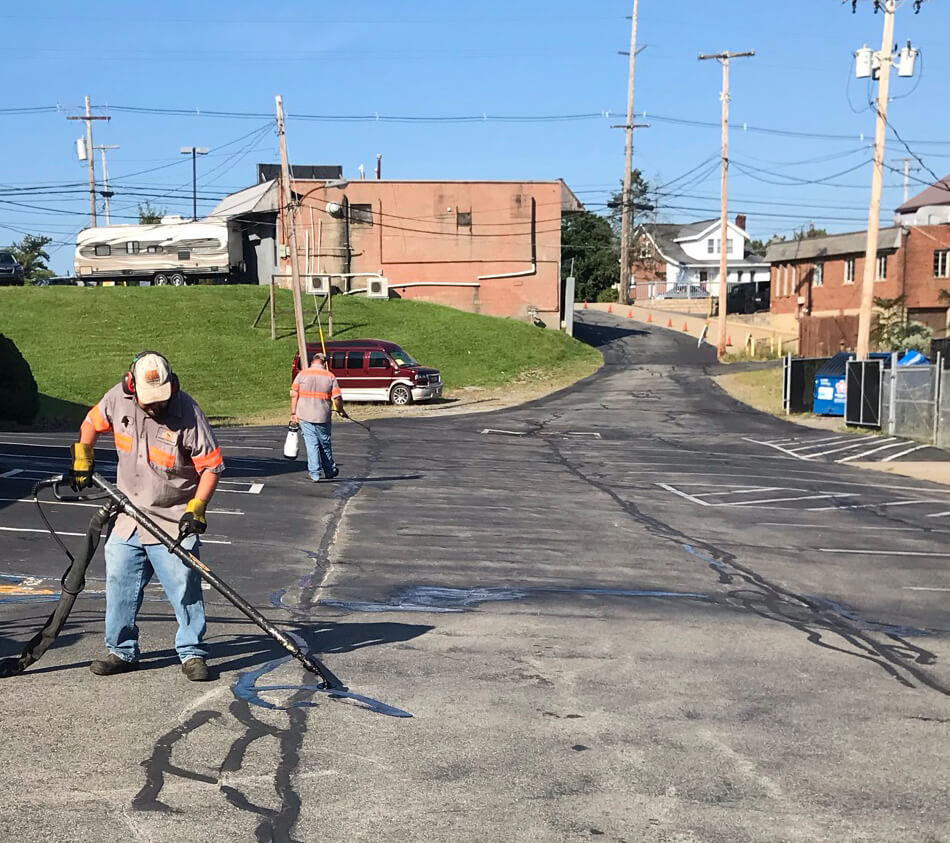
[
  {"left": 94, "top": 144, "right": 118, "bottom": 224},
  {"left": 698, "top": 50, "right": 754, "bottom": 356},
  {"left": 179, "top": 146, "right": 209, "bottom": 221},
  {"left": 66, "top": 96, "right": 110, "bottom": 226},
  {"left": 894, "top": 157, "right": 920, "bottom": 203},
  {"left": 275, "top": 95, "right": 308, "bottom": 368},
  {"left": 617, "top": 0, "right": 639, "bottom": 306},
  {"left": 855, "top": 0, "right": 897, "bottom": 359}
]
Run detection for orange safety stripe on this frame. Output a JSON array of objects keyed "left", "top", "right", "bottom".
[
  {"left": 86, "top": 404, "right": 112, "bottom": 433},
  {"left": 113, "top": 431, "right": 133, "bottom": 453},
  {"left": 291, "top": 383, "right": 300, "bottom": 394},
  {"left": 147, "top": 447, "right": 176, "bottom": 468},
  {"left": 298, "top": 390, "right": 331, "bottom": 399},
  {"left": 331, "top": 385, "right": 342, "bottom": 397},
  {"left": 192, "top": 448, "right": 223, "bottom": 471}
]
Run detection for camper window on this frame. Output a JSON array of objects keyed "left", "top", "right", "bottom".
[
  {"left": 94, "top": 244, "right": 111, "bottom": 257},
  {"left": 177, "top": 250, "right": 191, "bottom": 260},
  {"left": 146, "top": 245, "right": 161, "bottom": 254},
  {"left": 126, "top": 242, "right": 140, "bottom": 254}
]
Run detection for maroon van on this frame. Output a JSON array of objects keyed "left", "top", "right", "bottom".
[{"left": 291, "top": 339, "right": 442, "bottom": 405}]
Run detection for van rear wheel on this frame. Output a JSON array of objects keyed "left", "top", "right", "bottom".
[{"left": 389, "top": 384, "right": 412, "bottom": 406}]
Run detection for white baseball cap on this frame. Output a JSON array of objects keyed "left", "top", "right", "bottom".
[{"left": 132, "top": 353, "right": 173, "bottom": 404}]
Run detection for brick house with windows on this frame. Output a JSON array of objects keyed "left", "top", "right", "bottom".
[{"left": 766, "top": 225, "right": 950, "bottom": 355}]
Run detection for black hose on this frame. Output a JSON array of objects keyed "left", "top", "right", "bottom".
[{"left": 0, "top": 493, "right": 117, "bottom": 677}]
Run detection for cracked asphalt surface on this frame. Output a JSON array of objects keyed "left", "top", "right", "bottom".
[{"left": 1, "top": 310, "right": 948, "bottom": 842}]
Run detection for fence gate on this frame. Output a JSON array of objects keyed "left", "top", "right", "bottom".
[
  {"left": 783, "top": 354, "right": 830, "bottom": 414},
  {"left": 845, "top": 359, "right": 883, "bottom": 428}
]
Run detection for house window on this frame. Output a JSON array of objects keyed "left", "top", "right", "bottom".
[
  {"left": 876, "top": 253, "right": 887, "bottom": 280},
  {"left": 934, "top": 249, "right": 949, "bottom": 278},
  {"left": 94, "top": 244, "right": 111, "bottom": 257},
  {"left": 814, "top": 263, "right": 823, "bottom": 287},
  {"left": 699, "top": 271, "right": 708, "bottom": 292},
  {"left": 792, "top": 265, "right": 798, "bottom": 293},
  {"left": 126, "top": 242, "right": 140, "bottom": 255},
  {"left": 349, "top": 203, "right": 373, "bottom": 226},
  {"left": 726, "top": 238, "right": 733, "bottom": 254},
  {"left": 638, "top": 243, "right": 651, "bottom": 259},
  {"left": 844, "top": 258, "right": 855, "bottom": 284},
  {"left": 707, "top": 238, "right": 714, "bottom": 254},
  {"left": 456, "top": 210, "right": 471, "bottom": 227}
]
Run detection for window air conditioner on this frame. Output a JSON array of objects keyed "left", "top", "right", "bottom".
[
  {"left": 308, "top": 275, "right": 332, "bottom": 295},
  {"left": 365, "top": 276, "right": 389, "bottom": 299}
]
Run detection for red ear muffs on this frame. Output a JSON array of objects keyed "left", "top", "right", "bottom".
[{"left": 122, "top": 351, "right": 178, "bottom": 397}]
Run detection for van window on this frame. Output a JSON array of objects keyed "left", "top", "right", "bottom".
[
  {"left": 329, "top": 351, "right": 346, "bottom": 370},
  {"left": 368, "top": 351, "right": 390, "bottom": 369},
  {"left": 346, "top": 351, "right": 365, "bottom": 369},
  {"left": 390, "top": 348, "right": 418, "bottom": 367}
]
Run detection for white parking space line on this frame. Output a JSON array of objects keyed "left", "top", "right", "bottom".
[
  {"left": 760, "top": 521, "right": 947, "bottom": 533},
  {"left": 902, "top": 586, "right": 950, "bottom": 592},
  {"left": 656, "top": 483, "right": 709, "bottom": 506},
  {"left": 806, "top": 439, "right": 896, "bottom": 459},
  {"left": 926, "top": 510, "right": 950, "bottom": 518},
  {"left": 786, "top": 437, "right": 854, "bottom": 451},
  {"left": 808, "top": 498, "right": 946, "bottom": 512},
  {"left": 216, "top": 481, "right": 264, "bottom": 495},
  {"left": 481, "top": 429, "right": 528, "bottom": 436},
  {"left": 693, "top": 487, "right": 784, "bottom": 497},
  {"left": 882, "top": 444, "right": 928, "bottom": 462},
  {"left": 730, "top": 493, "right": 858, "bottom": 506},
  {"left": 819, "top": 548, "right": 950, "bottom": 557},
  {"left": 220, "top": 445, "right": 276, "bottom": 451},
  {"left": 836, "top": 440, "right": 910, "bottom": 463}
]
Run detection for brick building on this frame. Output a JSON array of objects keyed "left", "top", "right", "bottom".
[
  {"left": 276, "top": 178, "right": 582, "bottom": 328},
  {"left": 766, "top": 225, "right": 950, "bottom": 355}
]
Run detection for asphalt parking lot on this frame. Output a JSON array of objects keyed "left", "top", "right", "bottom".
[{"left": 1, "top": 310, "right": 948, "bottom": 842}]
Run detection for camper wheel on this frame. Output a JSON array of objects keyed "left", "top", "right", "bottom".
[
  {"left": 170, "top": 273, "right": 186, "bottom": 286},
  {"left": 154, "top": 273, "right": 170, "bottom": 286}
]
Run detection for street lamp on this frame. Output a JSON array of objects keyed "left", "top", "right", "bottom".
[{"left": 179, "top": 146, "right": 209, "bottom": 221}]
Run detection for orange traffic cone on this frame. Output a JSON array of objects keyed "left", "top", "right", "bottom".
[
  {"left": 647, "top": 313, "right": 652, "bottom": 323},
  {"left": 667, "top": 317, "right": 673, "bottom": 327},
  {"left": 682, "top": 322, "right": 689, "bottom": 332},
  {"left": 608, "top": 303, "right": 613, "bottom": 313},
  {"left": 627, "top": 308, "right": 633, "bottom": 318},
  {"left": 582, "top": 301, "right": 588, "bottom": 309}
]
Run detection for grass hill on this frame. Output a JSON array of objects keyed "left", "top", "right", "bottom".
[{"left": 0, "top": 286, "right": 600, "bottom": 426}]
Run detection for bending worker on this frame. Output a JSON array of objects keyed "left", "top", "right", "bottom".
[
  {"left": 67, "top": 351, "right": 224, "bottom": 682},
  {"left": 290, "top": 351, "right": 343, "bottom": 483}
]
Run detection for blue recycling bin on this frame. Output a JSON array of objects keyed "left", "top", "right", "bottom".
[{"left": 813, "top": 352, "right": 854, "bottom": 416}]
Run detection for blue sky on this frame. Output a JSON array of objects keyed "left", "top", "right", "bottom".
[{"left": 2, "top": 0, "right": 948, "bottom": 273}]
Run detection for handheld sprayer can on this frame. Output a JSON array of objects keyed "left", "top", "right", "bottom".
[{"left": 283, "top": 422, "right": 300, "bottom": 460}]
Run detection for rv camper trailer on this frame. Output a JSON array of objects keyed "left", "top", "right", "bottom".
[{"left": 74, "top": 217, "right": 243, "bottom": 285}]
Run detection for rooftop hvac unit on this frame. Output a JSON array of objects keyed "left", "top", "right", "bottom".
[
  {"left": 308, "top": 274, "right": 332, "bottom": 295},
  {"left": 365, "top": 276, "right": 389, "bottom": 299}
]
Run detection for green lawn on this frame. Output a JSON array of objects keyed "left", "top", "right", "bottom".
[{"left": 0, "top": 286, "right": 600, "bottom": 425}]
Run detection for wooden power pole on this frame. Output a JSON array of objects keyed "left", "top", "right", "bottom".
[
  {"left": 856, "top": 0, "right": 896, "bottom": 359},
  {"left": 275, "top": 95, "right": 309, "bottom": 368},
  {"left": 66, "top": 96, "right": 110, "bottom": 227},
  {"left": 617, "top": 0, "right": 639, "bottom": 306},
  {"left": 698, "top": 50, "right": 754, "bottom": 356}
]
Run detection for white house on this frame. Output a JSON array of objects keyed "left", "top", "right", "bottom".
[{"left": 632, "top": 216, "right": 769, "bottom": 300}]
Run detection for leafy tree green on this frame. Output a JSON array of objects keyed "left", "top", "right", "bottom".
[
  {"left": 138, "top": 201, "right": 165, "bottom": 224},
  {"left": 8, "top": 234, "right": 54, "bottom": 284},
  {"left": 749, "top": 227, "right": 828, "bottom": 255},
  {"left": 606, "top": 170, "right": 653, "bottom": 239},
  {"left": 561, "top": 211, "right": 619, "bottom": 303},
  {"left": 870, "top": 294, "right": 932, "bottom": 353}
]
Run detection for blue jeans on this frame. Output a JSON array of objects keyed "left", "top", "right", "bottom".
[
  {"left": 299, "top": 419, "right": 336, "bottom": 481},
  {"left": 103, "top": 529, "right": 207, "bottom": 663}
]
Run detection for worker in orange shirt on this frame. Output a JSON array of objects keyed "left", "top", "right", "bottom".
[
  {"left": 290, "top": 351, "right": 344, "bottom": 482},
  {"left": 66, "top": 351, "right": 224, "bottom": 681}
]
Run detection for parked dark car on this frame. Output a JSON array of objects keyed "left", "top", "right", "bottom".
[
  {"left": 0, "top": 251, "right": 24, "bottom": 286},
  {"left": 291, "top": 339, "right": 442, "bottom": 405},
  {"left": 712, "top": 282, "right": 771, "bottom": 316}
]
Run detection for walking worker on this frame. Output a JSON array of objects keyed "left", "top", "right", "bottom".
[
  {"left": 67, "top": 351, "right": 224, "bottom": 682},
  {"left": 290, "top": 351, "right": 343, "bottom": 483}
]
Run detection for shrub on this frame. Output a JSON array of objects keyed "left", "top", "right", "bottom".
[{"left": 0, "top": 333, "right": 39, "bottom": 424}]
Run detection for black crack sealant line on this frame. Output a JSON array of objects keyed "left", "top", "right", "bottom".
[{"left": 1, "top": 473, "right": 412, "bottom": 717}]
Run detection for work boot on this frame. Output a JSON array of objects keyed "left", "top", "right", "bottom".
[
  {"left": 329, "top": 465, "right": 340, "bottom": 479},
  {"left": 90, "top": 653, "right": 138, "bottom": 676},
  {"left": 181, "top": 657, "right": 210, "bottom": 682}
]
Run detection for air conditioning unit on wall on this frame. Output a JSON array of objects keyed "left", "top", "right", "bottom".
[
  {"left": 365, "top": 276, "right": 389, "bottom": 299},
  {"left": 308, "top": 275, "right": 332, "bottom": 295}
]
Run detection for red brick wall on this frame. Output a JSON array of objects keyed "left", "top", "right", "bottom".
[
  {"left": 281, "top": 180, "right": 564, "bottom": 324},
  {"left": 900, "top": 225, "right": 950, "bottom": 309}
]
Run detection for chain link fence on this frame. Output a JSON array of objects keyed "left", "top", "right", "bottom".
[{"left": 881, "top": 355, "right": 947, "bottom": 448}]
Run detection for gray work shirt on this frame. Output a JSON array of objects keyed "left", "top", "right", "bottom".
[{"left": 85, "top": 384, "right": 225, "bottom": 543}]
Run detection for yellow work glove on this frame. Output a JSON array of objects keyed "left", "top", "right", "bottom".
[
  {"left": 68, "top": 443, "right": 95, "bottom": 491},
  {"left": 178, "top": 498, "right": 208, "bottom": 538}
]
